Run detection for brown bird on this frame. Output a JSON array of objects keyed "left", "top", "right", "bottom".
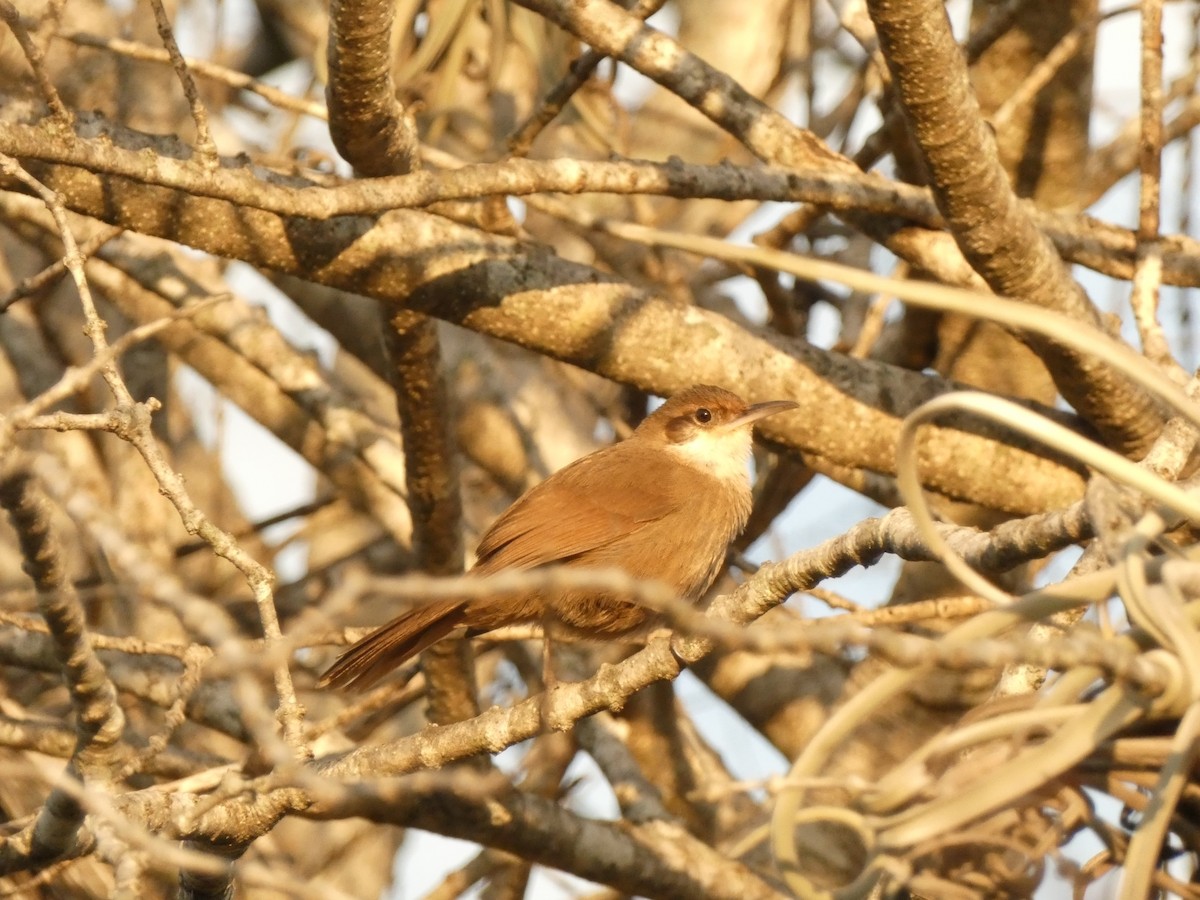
[{"left": 319, "top": 384, "right": 797, "bottom": 690}]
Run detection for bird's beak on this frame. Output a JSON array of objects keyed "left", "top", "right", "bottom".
[{"left": 725, "top": 399, "right": 798, "bottom": 430}]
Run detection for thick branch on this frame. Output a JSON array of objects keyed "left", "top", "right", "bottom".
[
  {"left": 0, "top": 149, "right": 1086, "bottom": 515},
  {"left": 308, "top": 779, "right": 786, "bottom": 900},
  {"left": 326, "top": 0, "right": 420, "bottom": 175},
  {"left": 324, "top": 0, "right": 474, "bottom": 722},
  {"left": 2, "top": 119, "right": 1199, "bottom": 286},
  {"left": 0, "top": 456, "right": 126, "bottom": 860},
  {"left": 865, "top": 0, "right": 1165, "bottom": 456}
]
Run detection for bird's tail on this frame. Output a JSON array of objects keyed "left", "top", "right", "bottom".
[{"left": 318, "top": 598, "right": 469, "bottom": 691}]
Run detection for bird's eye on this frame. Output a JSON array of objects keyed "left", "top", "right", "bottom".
[{"left": 694, "top": 407, "right": 712, "bottom": 424}]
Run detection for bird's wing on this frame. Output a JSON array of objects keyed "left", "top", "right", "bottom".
[{"left": 473, "top": 443, "right": 686, "bottom": 574}]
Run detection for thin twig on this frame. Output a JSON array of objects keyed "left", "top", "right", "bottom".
[{"left": 145, "top": 0, "right": 218, "bottom": 166}]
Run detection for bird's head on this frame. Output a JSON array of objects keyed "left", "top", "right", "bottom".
[{"left": 635, "top": 385, "right": 797, "bottom": 485}]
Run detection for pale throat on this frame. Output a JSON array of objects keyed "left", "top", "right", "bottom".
[{"left": 664, "top": 428, "right": 754, "bottom": 486}]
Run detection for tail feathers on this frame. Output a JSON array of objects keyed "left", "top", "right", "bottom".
[{"left": 319, "top": 598, "right": 469, "bottom": 691}]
